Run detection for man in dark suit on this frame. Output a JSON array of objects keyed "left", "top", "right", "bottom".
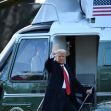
[{"left": 42, "top": 47, "right": 92, "bottom": 111}]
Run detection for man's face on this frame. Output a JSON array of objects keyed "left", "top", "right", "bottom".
[{"left": 55, "top": 52, "right": 66, "bottom": 64}]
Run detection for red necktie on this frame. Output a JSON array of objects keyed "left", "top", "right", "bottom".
[{"left": 61, "top": 66, "right": 71, "bottom": 95}]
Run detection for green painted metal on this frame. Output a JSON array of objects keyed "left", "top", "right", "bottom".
[{"left": 92, "top": 101, "right": 111, "bottom": 111}]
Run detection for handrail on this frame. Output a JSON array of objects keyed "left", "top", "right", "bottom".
[
  {"left": 78, "top": 87, "right": 93, "bottom": 111},
  {"left": 37, "top": 98, "right": 44, "bottom": 111}
]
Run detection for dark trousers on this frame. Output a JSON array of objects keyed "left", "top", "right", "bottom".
[
  {"left": 61, "top": 89, "right": 77, "bottom": 111},
  {"left": 42, "top": 89, "right": 78, "bottom": 111}
]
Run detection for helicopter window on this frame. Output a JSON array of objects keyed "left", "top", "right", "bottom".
[
  {"left": 11, "top": 38, "right": 48, "bottom": 81},
  {"left": 103, "top": 48, "right": 111, "bottom": 65},
  {"left": 0, "top": 51, "right": 12, "bottom": 76}
]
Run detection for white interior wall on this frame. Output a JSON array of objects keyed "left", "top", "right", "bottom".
[
  {"left": 53, "top": 36, "right": 67, "bottom": 50},
  {"left": 75, "top": 36, "right": 97, "bottom": 74}
]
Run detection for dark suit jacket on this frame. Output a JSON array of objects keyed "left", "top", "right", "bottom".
[{"left": 42, "top": 58, "right": 86, "bottom": 111}]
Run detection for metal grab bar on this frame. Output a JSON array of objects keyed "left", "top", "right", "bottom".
[
  {"left": 37, "top": 98, "right": 44, "bottom": 111},
  {"left": 78, "top": 87, "right": 93, "bottom": 111}
]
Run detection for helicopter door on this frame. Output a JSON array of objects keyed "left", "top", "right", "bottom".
[{"left": 98, "top": 41, "right": 111, "bottom": 93}]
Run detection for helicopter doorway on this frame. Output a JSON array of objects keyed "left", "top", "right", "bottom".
[
  {"left": 67, "top": 36, "right": 98, "bottom": 87},
  {"left": 53, "top": 35, "right": 99, "bottom": 110},
  {"left": 66, "top": 37, "right": 76, "bottom": 75},
  {"left": 53, "top": 35, "right": 99, "bottom": 87},
  {"left": 52, "top": 36, "right": 76, "bottom": 74}
]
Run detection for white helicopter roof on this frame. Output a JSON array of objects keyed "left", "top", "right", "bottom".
[{"left": 32, "top": 0, "right": 81, "bottom": 24}]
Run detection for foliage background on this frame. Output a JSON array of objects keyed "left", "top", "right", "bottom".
[{"left": 0, "top": 0, "right": 40, "bottom": 52}]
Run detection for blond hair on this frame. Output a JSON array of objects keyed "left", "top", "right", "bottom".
[{"left": 55, "top": 49, "right": 67, "bottom": 55}]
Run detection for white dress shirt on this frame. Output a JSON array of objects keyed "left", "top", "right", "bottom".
[{"left": 61, "top": 65, "right": 70, "bottom": 89}]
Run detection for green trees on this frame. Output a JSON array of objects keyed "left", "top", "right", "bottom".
[{"left": 0, "top": 0, "right": 40, "bottom": 52}]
